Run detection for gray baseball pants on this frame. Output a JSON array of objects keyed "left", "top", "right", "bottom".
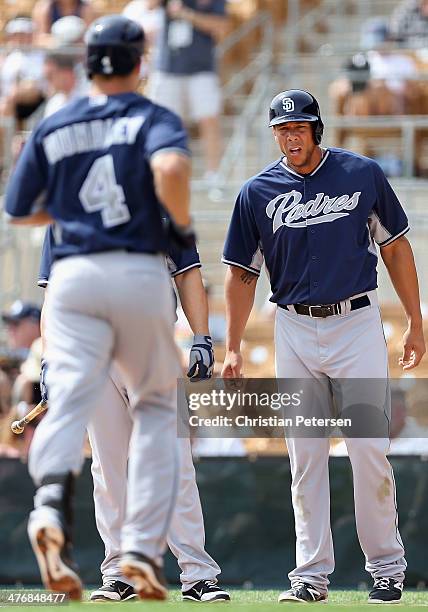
[{"left": 29, "top": 252, "right": 181, "bottom": 565}]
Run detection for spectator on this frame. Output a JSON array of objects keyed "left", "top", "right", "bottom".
[
  {"left": 329, "top": 52, "right": 369, "bottom": 116},
  {"left": 390, "top": 0, "right": 428, "bottom": 47},
  {"left": 0, "top": 416, "right": 21, "bottom": 457},
  {"left": 0, "top": 337, "right": 45, "bottom": 459},
  {"left": 1, "top": 301, "right": 41, "bottom": 353},
  {"left": 0, "top": 16, "right": 46, "bottom": 127},
  {"left": 122, "top": 0, "right": 164, "bottom": 74},
  {"left": 362, "top": 18, "right": 420, "bottom": 112},
  {"left": 331, "top": 17, "right": 420, "bottom": 117},
  {"left": 50, "top": 14, "right": 87, "bottom": 46},
  {"left": 0, "top": 349, "right": 22, "bottom": 392},
  {"left": 329, "top": 19, "right": 426, "bottom": 175},
  {"left": 0, "top": 370, "right": 12, "bottom": 417},
  {"left": 43, "top": 50, "right": 89, "bottom": 117},
  {"left": 147, "top": 0, "right": 229, "bottom": 182},
  {"left": 11, "top": 337, "right": 44, "bottom": 455},
  {"left": 32, "top": 0, "right": 96, "bottom": 46}
]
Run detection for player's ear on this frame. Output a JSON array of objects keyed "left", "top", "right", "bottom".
[{"left": 272, "top": 127, "right": 278, "bottom": 142}]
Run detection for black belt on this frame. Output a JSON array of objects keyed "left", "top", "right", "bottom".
[{"left": 279, "top": 294, "right": 371, "bottom": 318}]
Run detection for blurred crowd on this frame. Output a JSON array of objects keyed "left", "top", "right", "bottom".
[
  {"left": 0, "top": 300, "right": 43, "bottom": 457},
  {"left": 0, "top": 0, "right": 230, "bottom": 183},
  {"left": 330, "top": 0, "right": 428, "bottom": 176},
  {"left": 0, "top": 0, "right": 428, "bottom": 183}
]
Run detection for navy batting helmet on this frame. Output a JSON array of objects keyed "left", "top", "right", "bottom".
[
  {"left": 85, "top": 15, "right": 144, "bottom": 79},
  {"left": 268, "top": 89, "right": 324, "bottom": 144}
]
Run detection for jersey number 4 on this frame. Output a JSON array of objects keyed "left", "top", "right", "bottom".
[{"left": 79, "top": 155, "right": 131, "bottom": 228}]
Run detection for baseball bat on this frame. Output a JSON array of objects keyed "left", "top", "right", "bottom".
[{"left": 11, "top": 400, "right": 48, "bottom": 434}]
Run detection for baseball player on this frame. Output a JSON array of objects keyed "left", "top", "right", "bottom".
[
  {"left": 38, "top": 226, "right": 230, "bottom": 603},
  {"left": 221, "top": 89, "right": 426, "bottom": 604},
  {"left": 5, "top": 14, "right": 195, "bottom": 601}
]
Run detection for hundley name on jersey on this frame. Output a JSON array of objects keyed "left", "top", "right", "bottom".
[
  {"left": 43, "top": 116, "right": 145, "bottom": 165},
  {"left": 266, "top": 190, "right": 361, "bottom": 232}
]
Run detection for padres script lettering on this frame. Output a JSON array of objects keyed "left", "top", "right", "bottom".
[{"left": 266, "top": 190, "right": 361, "bottom": 232}]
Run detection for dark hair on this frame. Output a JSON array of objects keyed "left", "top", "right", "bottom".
[{"left": 45, "top": 51, "right": 76, "bottom": 70}]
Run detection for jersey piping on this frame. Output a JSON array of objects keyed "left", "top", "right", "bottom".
[
  {"left": 169, "top": 262, "right": 201, "bottom": 277},
  {"left": 279, "top": 149, "right": 331, "bottom": 179},
  {"left": 221, "top": 258, "right": 261, "bottom": 276},
  {"left": 379, "top": 225, "right": 410, "bottom": 247}
]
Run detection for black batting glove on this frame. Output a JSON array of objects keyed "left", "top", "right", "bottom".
[
  {"left": 40, "top": 358, "right": 48, "bottom": 403},
  {"left": 187, "top": 335, "right": 214, "bottom": 381}
]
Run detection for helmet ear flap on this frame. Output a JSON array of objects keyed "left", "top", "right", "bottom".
[{"left": 313, "top": 119, "right": 324, "bottom": 144}]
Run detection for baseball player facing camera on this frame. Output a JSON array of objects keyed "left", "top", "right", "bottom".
[
  {"left": 5, "top": 14, "right": 201, "bottom": 602},
  {"left": 38, "top": 226, "right": 229, "bottom": 603},
  {"left": 222, "top": 89, "right": 425, "bottom": 604}
]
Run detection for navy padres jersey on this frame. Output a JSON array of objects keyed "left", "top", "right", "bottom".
[
  {"left": 223, "top": 148, "right": 409, "bottom": 305},
  {"left": 38, "top": 226, "right": 201, "bottom": 287},
  {"left": 6, "top": 93, "right": 189, "bottom": 258}
]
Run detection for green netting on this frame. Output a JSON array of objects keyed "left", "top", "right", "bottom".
[{"left": 0, "top": 456, "right": 427, "bottom": 587}]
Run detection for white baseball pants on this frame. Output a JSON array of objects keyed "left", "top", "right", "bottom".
[
  {"left": 275, "top": 291, "right": 406, "bottom": 594},
  {"left": 87, "top": 367, "right": 220, "bottom": 590}
]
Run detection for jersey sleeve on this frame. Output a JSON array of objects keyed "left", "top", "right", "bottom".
[
  {"left": 166, "top": 242, "right": 201, "bottom": 277},
  {"left": 368, "top": 163, "right": 409, "bottom": 247},
  {"left": 38, "top": 226, "right": 55, "bottom": 288},
  {"left": 145, "top": 108, "right": 189, "bottom": 160},
  {"left": 222, "top": 182, "right": 264, "bottom": 275},
  {"left": 5, "top": 128, "right": 48, "bottom": 219}
]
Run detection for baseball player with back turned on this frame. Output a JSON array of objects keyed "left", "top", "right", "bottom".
[
  {"left": 38, "top": 225, "right": 230, "bottom": 603},
  {"left": 222, "top": 89, "right": 426, "bottom": 604},
  {"left": 5, "top": 14, "right": 195, "bottom": 601}
]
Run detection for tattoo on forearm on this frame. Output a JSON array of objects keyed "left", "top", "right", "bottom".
[{"left": 240, "top": 271, "right": 256, "bottom": 285}]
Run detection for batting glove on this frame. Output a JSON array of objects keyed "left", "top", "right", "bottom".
[
  {"left": 187, "top": 335, "right": 214, "bottom": 381},
  {"left": 40, "top": 359, "right": 48, "bottom": 403}
]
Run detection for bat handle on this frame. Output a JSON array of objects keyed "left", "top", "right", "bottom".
[
  {"left": 11, "top": 400, "right": 48, "bottom": 435},
  {"left": 11, "top": 419, "right": 26, "bottom": 434}
]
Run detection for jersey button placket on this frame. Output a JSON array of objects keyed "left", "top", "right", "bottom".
[{"left": 305, "top": 181, "right": 319, "bottom": 302}]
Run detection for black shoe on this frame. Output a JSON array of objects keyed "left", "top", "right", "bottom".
[
  {"left": 90, "top": 580, "right": 137, "bottom": 602},
  {"left": 120, "top": 551, "right": 168, "bottom": 601},
  {"left": 278, "top": 582, "right": 328, "bottom": 603},
  {"left": 182, "top": 580, "right": 231, "bottom": 602},
  {"left": 368, "top": 578, "right": 403, "bottom": 604}
]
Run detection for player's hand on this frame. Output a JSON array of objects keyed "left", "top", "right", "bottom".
[
  {"left": 40, "top": 359, "right": 48, "bottom": 403},
  {"left": 187, "top": 335, "right": 214, "bottom": 381},
  {"left": 221, "top": 350, "right": 243, "bottom": 378},
  {"left": 399, "top": 325, "right": 426, "bottom": 370}
]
